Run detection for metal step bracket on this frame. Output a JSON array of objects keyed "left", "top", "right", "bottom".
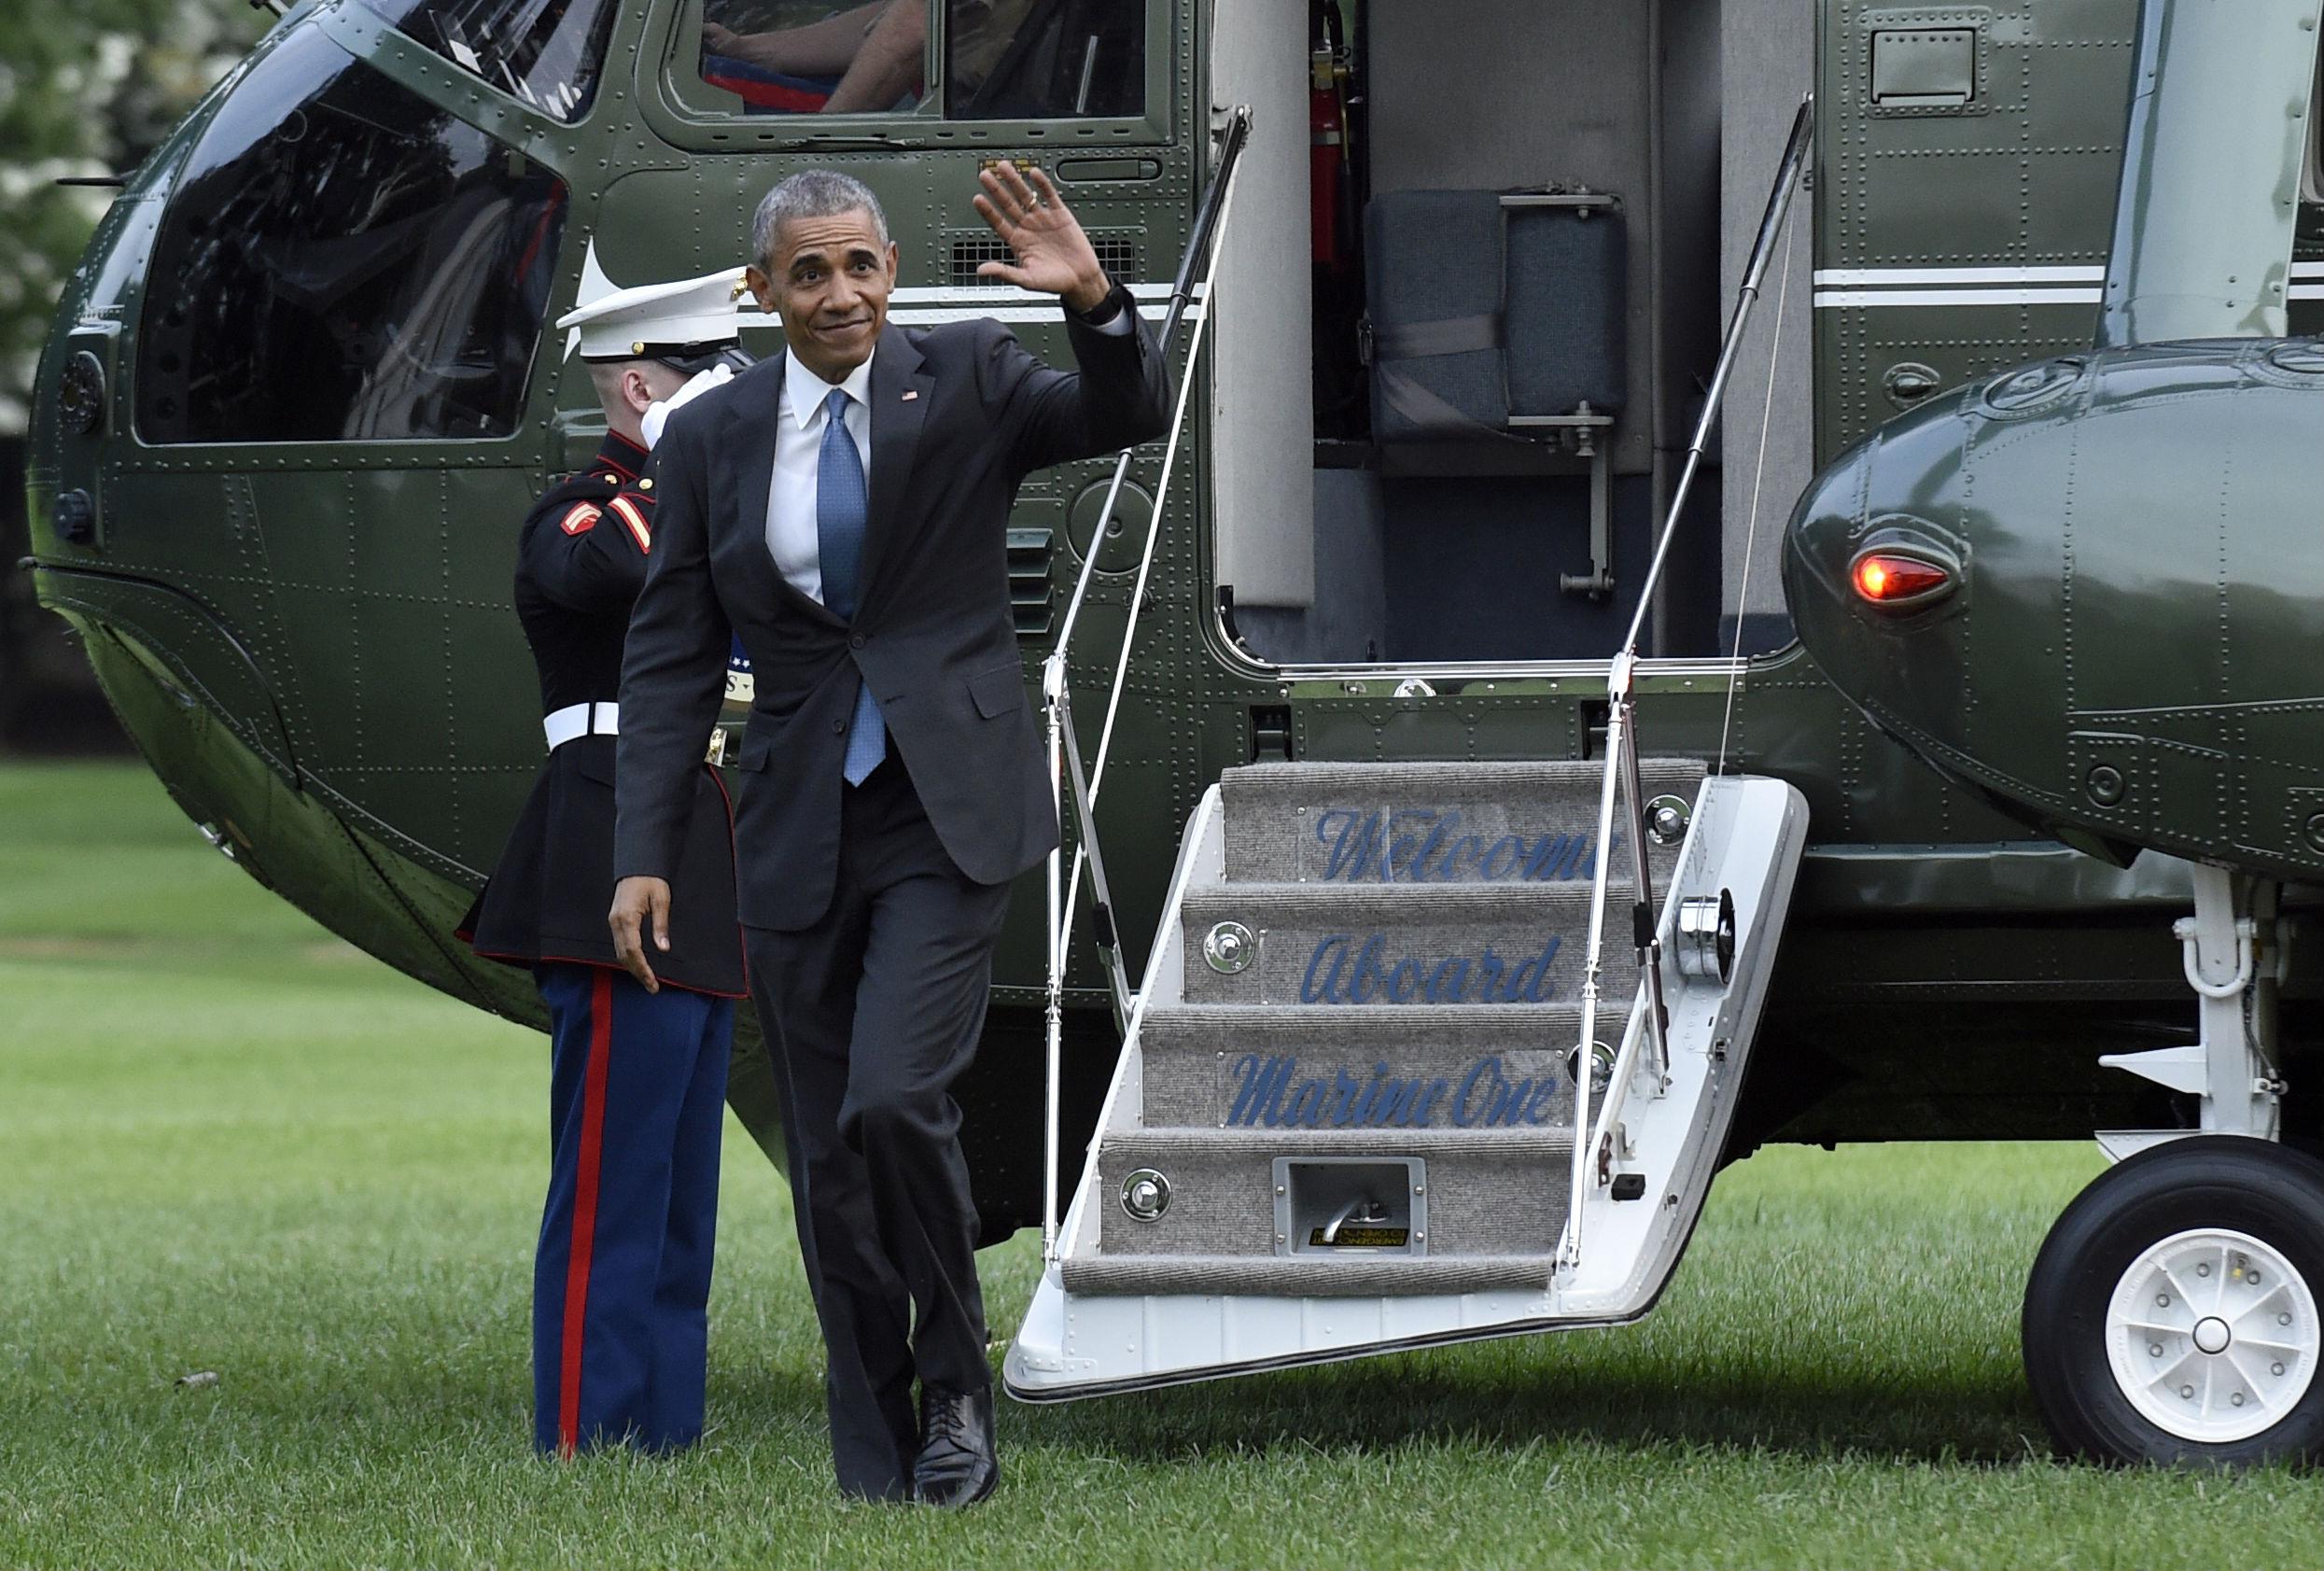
[{"left": 1557, "top": 775, "right": 1809, "bottom": 1304}]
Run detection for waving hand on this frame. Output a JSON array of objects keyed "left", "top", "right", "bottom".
[{"left": 971, "top": 163, "right": 1113, "bottom": 314}]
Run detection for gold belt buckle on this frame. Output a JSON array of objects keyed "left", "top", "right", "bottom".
[{"left": 704, "top": 727, "right": 730, "bottom": 766}]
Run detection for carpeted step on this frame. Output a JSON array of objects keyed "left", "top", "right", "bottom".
[
  {"left": 1220, "top": 758, "right": 1705, "bottom": 887},
  {"left": 1088, "top": 1125, "right": 1572, "bottom": 1266},
  {"left": 1177, "top": 882, "right": 1640, "bottom": 1007},
  {"left": 1135, "top": 1003, "right": 1582, "bottom": 1132}
]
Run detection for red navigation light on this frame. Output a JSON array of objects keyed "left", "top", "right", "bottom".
[{"left": 1852, "top": 552, "right": 1952, "bottom": 607}]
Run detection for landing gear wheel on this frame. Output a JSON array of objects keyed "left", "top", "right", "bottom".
[{"left": 2023, "top": 1137, "right": 2324, "bottom": 1466}]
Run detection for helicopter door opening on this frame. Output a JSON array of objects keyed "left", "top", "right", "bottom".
[{"left": 1211, "top": 0, "right": 1799, "bottom": 668}]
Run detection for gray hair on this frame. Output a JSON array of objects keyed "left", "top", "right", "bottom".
[{"left": 751, "top": 170, "right": 890, "bottom": 265}]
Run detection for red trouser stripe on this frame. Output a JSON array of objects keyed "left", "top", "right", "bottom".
[{"left": 557, "top": 969, "right": 616, "bottom": 1455}]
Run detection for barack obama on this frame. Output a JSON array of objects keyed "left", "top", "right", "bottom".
[{"left": 609, "top": 165, "right": 1169, "bottom": 1504}]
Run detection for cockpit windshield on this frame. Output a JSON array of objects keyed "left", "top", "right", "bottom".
[
  {"left": 137, "top": 27, "right": 567, "bottom": 443},
  {"left": 356, "top": 0, "right": 621, "bottom": 121}
]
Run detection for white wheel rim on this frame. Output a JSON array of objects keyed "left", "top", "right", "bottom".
[{"left": 2105, "top": 1226, "right": 2318, "bottom": 1444}]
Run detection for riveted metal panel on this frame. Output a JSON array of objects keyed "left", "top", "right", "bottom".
[{"left": 1817, "top": 0, "right": 2140, "bottom": 462}]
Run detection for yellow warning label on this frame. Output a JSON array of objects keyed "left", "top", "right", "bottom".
[{"left": 1308, "top": 1226, "right": 1408, "bottom": 1249}]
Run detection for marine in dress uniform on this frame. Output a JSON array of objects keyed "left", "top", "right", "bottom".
[{"left": 458, "top": 270, "right": 751, "bottom": 1456}]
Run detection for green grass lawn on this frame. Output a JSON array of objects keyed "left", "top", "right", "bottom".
[{"left": 0, "top": 761, "right": 2317, "bottom": 1568}]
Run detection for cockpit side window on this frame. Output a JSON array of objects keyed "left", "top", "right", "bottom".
[
  {"left": 945, "top": 0, "right": 1145, "bottom": 119},
  {"left": 356, "top": 0, "right": 621, "bottom": 122},
  {"left": 678, "top": 0, "right": 1144, "bottom": 120},
  {"left": 136, "top": 28, "right": 567, "bottom": 444}
]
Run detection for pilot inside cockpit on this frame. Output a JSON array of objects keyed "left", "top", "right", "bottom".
[{"left": 697, "top": 0, "right": 1092, "bottom": 117}]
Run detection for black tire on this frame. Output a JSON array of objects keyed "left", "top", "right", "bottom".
[{"left": 2023, "top": 1136, "right": 2324, "bottom": 1466}]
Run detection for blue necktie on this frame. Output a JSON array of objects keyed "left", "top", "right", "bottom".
[{"left": 818, "top": 387, "right": 886, "bottom": 784}]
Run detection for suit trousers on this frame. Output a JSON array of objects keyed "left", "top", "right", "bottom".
[
  {"left": 743, "top": 754, "right": 1010, "bottom": 1501},
  {"left": 532, "top": 963, "right": 733, "bottom": 1455}
]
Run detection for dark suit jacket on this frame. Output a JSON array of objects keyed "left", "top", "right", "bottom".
[{"left": 615, "top": 293, "right": 1171, "bottom": 931}]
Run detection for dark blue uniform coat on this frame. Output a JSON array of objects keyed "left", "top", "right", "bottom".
[{"left": 462, "top": 434, "right": 746, "bottom": 996}]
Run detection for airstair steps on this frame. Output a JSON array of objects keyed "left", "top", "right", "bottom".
[
  {"left": 1221, "top": 758, "right": 1703, "bottom": 886},
  {"left": 1065, "top": 760, "right": 1677, "bottom": 1302},
  {"left": 1019, "top": 752, "right": 1806, "bottom": 1354},
  {"left": 1176, "top": 882, "right": 1638, "bottom": 1007},
  {"left": 1136, "top": 1003, "right": 1580, "bottom": 1131}
]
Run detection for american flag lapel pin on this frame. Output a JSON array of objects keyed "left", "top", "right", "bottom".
[{"left": 902, "top": 389, "right": 919, "bottom": 401}]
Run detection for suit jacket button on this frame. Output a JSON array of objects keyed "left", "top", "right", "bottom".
[
  {"left": 849, "top": 634, "right": 865, "bottom": 650},
  {"left": 832, "top": 719, "right": 847, "bottom": 734}
]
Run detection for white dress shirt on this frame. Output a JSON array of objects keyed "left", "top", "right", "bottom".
[
  {"left": 764, "top": 302, "right": 1135, "bottom": 605},
  {"left": 766, "top": 349, "right": 875, "bottom": 606}
]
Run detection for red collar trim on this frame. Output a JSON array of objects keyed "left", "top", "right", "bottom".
[{"left": 595, "top": 433, "right": 648, "bottom": 481}]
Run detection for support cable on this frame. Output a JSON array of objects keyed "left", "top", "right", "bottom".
[
  {"left": 1562, "top": 95, "right": 1814, "bottom": 1276},
  {"left": 1040, "top": 108, "right": 1253, "bottom": 1261},
  {"left": 1716, "top": 203, "right": 1799, "bottom": 776}
]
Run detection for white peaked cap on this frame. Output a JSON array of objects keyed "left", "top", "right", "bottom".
[{"left": 555, "top": 266, "right": 752, "bottom": 360}]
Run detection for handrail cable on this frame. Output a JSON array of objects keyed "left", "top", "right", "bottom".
[
  {"left": 1561, "top": 95, "right": 1814, "bottom": 1275},
  {"left": 1715, "top": 199, "right": 1799, "bottom": 775},
  {"left": 1040, "top": 107, "right": 1254, "bottom": 1261},
  {"left": 1062, "top": 144, "right": 1247, "bottom": 962}
]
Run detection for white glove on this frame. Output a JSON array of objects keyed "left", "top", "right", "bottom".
[{"left": 641, "top": 364, "right": 735, "bottom": 450}]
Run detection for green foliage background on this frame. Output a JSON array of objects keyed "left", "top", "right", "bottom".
[{"left": 0, "top": 0, "right": 268, "bottom": 432}]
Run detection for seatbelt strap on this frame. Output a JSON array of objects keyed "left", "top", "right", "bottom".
[{"left": 1369, "top": 313, "right": 1501, "bottom": 359}]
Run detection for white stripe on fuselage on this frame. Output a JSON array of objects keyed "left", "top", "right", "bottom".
[
  {"left": 740, "top": 281, "right": 1202, "bottom": 327},
  {"left": 1813, "top": 287, "right": 2103, "bottom": 307},
  {"left": 1816, "top": 262, "right": 2324, "bottom": 306},
  {"left": 886, "top": 304, "right": 1206, "bottom": 325},
  {"left": 1813, "top": 265, "right": 2106, "bottom": 287},
  {"left": 889, "top": 282, "right": 1199, "bottom": 303},
  {"left": 1812, "top": 265, "right": 2102, "bottom": 308}
]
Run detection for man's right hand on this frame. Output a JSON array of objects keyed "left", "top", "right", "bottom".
[{"left": 609, "top": 876, "right": 672, "bottom": 993}]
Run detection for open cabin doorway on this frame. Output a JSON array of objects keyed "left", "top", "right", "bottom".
[{"left": 1204, "top": 0, "right": 1809, "bottom": 670}]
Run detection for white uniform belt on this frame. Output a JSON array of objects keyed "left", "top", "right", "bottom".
[{"left": 543, "top": 701, "right": 619, "bottom": 750}]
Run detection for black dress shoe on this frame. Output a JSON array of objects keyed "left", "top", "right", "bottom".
[{"left": 911, "top": 1385, "right": 999, "bottom": 1508}]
